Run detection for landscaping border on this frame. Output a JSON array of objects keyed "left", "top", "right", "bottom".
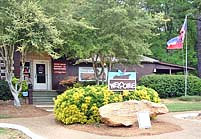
[
  {"left": 0, "top": 123, "right": 43, "bottom": 139},
  {"left": 173, "top": 112, "right": 201, "bottom": 123}
]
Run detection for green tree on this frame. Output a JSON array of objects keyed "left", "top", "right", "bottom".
[
  {"left": 46, "top": 0, "right": 157, "bottom": 84},
  {"left": 0, "top": 0, "right": 62, "bottom": 106},
  {"left": 144, "top": 0, "right": 197, "bottom": 73}
]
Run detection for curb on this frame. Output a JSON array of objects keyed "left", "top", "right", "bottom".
[{"left": 174, "top": 113, "right": 199, "bottom": 119}]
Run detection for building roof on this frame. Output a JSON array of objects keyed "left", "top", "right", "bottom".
[
  {"left": 156, "top": 61, "right": 195, "bottom": 70},
  {"left": 140, "top": 56, "right": 159, "bottom": 63},
  {"left": 76, "top": 56, "right": 195, "bottom": 70},
  {"left": 141, "top": 56, "right": 195, "bottom": 70}
]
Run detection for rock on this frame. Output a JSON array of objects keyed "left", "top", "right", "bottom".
[{"left": 99, "top": 100, "right": 169, "bottom": 127}]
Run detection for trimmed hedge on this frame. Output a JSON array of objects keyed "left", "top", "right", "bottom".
[
  {"left": 139, "top": 75, "right": 201, "bottom": 98},
  {"left": 0, "top": 80, "right": 12, "bottom": 101},
  {"left": 54, "top": 85, "right": 160, "bottom": 125}
]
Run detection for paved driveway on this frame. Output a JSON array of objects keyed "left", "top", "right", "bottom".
[{"left": 0, "top": 112, "right": 201, "bottom": 139}]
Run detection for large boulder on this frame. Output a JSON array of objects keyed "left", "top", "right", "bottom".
[{"left": 99, "top": 100, "right": 168, "bottom": 127}]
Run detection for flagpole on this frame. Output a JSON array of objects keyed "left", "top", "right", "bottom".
[{"left": 184, "top": 15, "right": 188, "bottom": 96}]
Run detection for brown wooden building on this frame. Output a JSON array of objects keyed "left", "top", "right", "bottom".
[
  {"left": 113, "top": 56, "right": 195, "bottom": 80},
  {"left": 0, "top": 53, "right": 194, "bottom": 91}
]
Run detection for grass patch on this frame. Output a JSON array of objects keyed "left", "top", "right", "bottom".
[
  {"left": 0, "top": 128, "right": 7, "bottom": 134},
  {"left": 0, "top": 114, "right": 12, "bottom": 119},
  {"left": 178, "top": 96, "right": 201, "bottom": 102},
  {"left": 166, "top": 102, "right": 201, "bottom": 112}
]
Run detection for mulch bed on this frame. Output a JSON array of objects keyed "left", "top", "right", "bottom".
[
  {"left": 0, "top": 100, "right": 50, "bottom": 118},
  {"left": 66, "top": 120, "right": 182, "bottom": 137}
]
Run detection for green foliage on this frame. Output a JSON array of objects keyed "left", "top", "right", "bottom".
[
  {"left": 12, "top": 77, "right": 28, "bottom": 92},
  {"left": 41, "top": 0, "right": 157, "bottom": 64},
  {"left": 41, "top": 0, "right": 158, "bottom": 84},
  {"left": 73, "top": 81, "right": 96, "bottom": 88},
  {"left": 0, "top": 0, "right": 63, "bottom": 58},
  {"left": 73, "top": 82, "right": 84, "bottom": 88},
  {"left": 179, "top": 96, "right": 201, "bottom": 102},
  {"left": 0, "top": 128, "right": 6, "bottom": 134},
  {"left": 54, "top": 85, "right": 160, "bottom": 125},
  {"left": 0, "top": 0, "right": 62, "bottom": 106},
  {"left": 144, "top": 0, "right": 197, "bottom": 72},
  {"left": 123, "top": 86, "right": 160, "bottom": 103},
  {"left": 0, "top": 114, "right": 12, "bottom": 119},
  {"left": 139, "top": 75, "right": 201, "bottom": 98},
  {"left": 0, "top": 80, "right": 12, "bottom": 101}
]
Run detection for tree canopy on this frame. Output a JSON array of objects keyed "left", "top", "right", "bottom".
[
  {"left": 144, "top": 0, "right": 198, "bottom": 71},
  {"left": 40, "top": 0, "right": 158, "bottom": 84},
  {"left": 64, "top": 0, "right": 156, "bottom": 63},
  {"left": 0, "top": 0, "right": 63, "bottom": 58},
  {"left": 1, "top": 0, "right": 201, "bottom": 98},
  {"left": 39, "top": 0, "right": 201, "bottom": 78},
  {"left": 0, "top": 0, "right": 62, "bottom": 106}
]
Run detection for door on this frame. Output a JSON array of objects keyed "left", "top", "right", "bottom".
[{"left": 33, "top": 60, "right": 49, "bottom": 90}]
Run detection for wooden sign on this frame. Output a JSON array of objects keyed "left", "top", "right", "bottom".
[{"left": 53, "top": 62, "right": 66, "bottom": 74}]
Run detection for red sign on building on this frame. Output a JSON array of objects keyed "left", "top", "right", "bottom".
[{"left": 53, "top": 62, "right": 66, "bottom": 74}]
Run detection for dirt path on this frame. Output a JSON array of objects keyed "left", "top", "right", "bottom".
[
  {"left": 0, "top": 104, "right": 50, "bottom": 118},
  {"left": 0, "top": 112, "right": 201, "bottom": 139}
]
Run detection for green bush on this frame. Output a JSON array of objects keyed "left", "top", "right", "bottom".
[
  {"left": 0, "top": 78, "right": 28, "bottom": 101},
  {"left": 139, "top": 75, "right": 201, "bottom": 98},
  {"left": 54, "top": 85, "right": 160, "bottom": 125},
  {"left": 0, "top": 80, "right": 12, "bottom": 101},
  {"left": 12, "top": 77, "right": 28, "bottom": 92},
  {"left": 76, "top": 81, "right": 97, "bottom": 87}
]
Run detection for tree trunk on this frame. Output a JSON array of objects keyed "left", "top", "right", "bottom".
[
  {"left": 98, "top": 55, "right": 105, "bottom": 85},
  {"left": 0, "top": 45, "right": 24, "bottom": 107},
  {"left": 12, "top": 91, "right": 21, "bottom": 107},
  {"left": 7, "top": 80, "right": 21, "bottom": 107},
  {"left": 92, "top": 54, "right": 99, "bottom": 85},
  {"left": 109, "top": 56, "right": 112, "bottom": 72},
  {"left": 197, "top": 16, "right": 201, "bottom": 78},
  {"left": 91, "top": 54, "right": 105, "bottom": 85},
  {"left": 96, "top": 79, "right": 100, "bottom": 85}
]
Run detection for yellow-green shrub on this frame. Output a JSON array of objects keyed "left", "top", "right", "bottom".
[
  {"left": 122, "top": 86, "right": 160, "bottom": 103},
  {"left": 54, "top": 85, "right": 123, "bottom": 124},
  {"left": 54, "top": 85, "right": 160, "bottom": 125}
]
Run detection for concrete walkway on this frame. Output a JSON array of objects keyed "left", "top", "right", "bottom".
[{"left": 0, "top": 112, "right": 201, "bottom": 139}]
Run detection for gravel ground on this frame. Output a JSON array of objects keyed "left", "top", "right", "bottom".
[{"left": 0, "top": 128, "right": 31, "bottom": 139}]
